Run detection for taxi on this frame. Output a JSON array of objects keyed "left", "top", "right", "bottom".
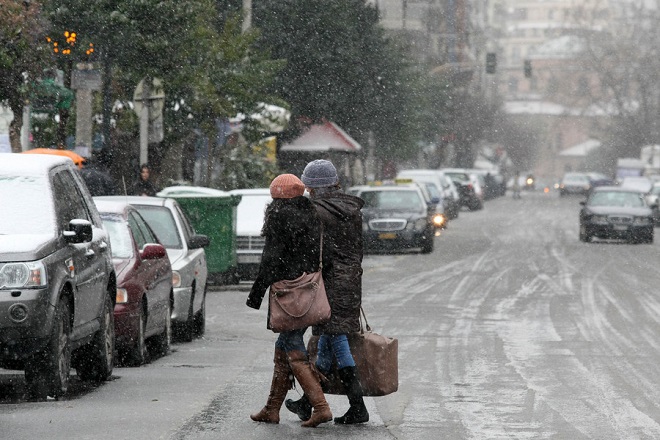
[{"left": 348, "top": 179, "right": 440, "bottom": 253}]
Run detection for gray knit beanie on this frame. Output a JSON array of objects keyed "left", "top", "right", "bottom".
[{"left": 301, "top": 159, "right": 339, "bottom": 188}]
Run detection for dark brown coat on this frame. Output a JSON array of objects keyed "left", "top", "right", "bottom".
[
  {"left": 246, "top": 197, "right": 322, "bottom": 330},
  {"left": 311, "top": 188, "right": 365, "bottom": 335}
]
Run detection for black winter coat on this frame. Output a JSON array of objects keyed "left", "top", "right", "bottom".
[
  {"left": 246, "top": 196, "right": 322, "bottom": 329},
  {"left": 311, "top": 188, "right": 365, "bottom": 335}
]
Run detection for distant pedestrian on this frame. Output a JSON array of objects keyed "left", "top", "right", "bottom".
[
  {"left": 130, "top": 163, "right": 159, "bottom": 197},
  {"left": 512, "top": 172, "right": 521, "bottom": 199}
]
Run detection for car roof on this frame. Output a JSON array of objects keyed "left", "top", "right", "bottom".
[
  {"left": 592, "top": 185, "right": 645, "bottom": 193},
  {"left": 158, "top": 186, "right": 230, "bottom": 197},
  {"left": 94, "top": 198, "right": 134, "bottom": 217},
  {"left": 0, "top": 153, "right": 74, "bottom": 175},
  {"left": 94, "top": 195, "right": 170, "bottom": 208},
  {"left": 229, "top": 188, "right": 271, "bottom": 196}
]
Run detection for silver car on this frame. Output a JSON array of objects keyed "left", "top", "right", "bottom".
[{"left": 95, "top": 196, "right": 209, "bottom": 341}]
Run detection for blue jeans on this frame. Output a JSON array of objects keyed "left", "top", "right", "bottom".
[
  {"left": 315, "top": 334, "right": 356, "bottom": 373},
  {"left": 274, "top": 328, "right": 308, "bottom": 353}
]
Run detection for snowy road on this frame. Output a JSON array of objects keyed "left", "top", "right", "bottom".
[{"left": 2, "top": 191, "right": 660, "bottom": 439}]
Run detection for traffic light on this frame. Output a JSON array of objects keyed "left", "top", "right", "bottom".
[
  {"left": 524, "top": 59, "right": 532, "bottom": 78},
  {"left": 486, "top": 52, "right": 497, "bottom": 74}
]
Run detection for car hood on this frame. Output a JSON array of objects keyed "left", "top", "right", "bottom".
[
  {"left": 166, "top": 248, "right": 186, "bottom": 267},
  {"left": 113, "top": 258, "right": 131, "bottom": 278},
  {"left": 0, "top": 233, "right": 58, "bottom": 262},
  {"left": 363, "top": 209, "right": 424, "bottom": 221},
  {"left": 586, "top": 206, "right": 652, "bottom": 216}
]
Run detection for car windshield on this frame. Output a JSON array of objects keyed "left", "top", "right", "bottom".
[
  {"left": 0, "top": 175, "right": 56, "bottom": 235},
  {"left": 132, "top": 205, "right": 182, "bottom": 249},
  {"left": 100, "top": 217, "right": 133, "bottom": 259},
  {"left": 361, "top": 190, "right": 424, "bottom": 211},
  {"left": 588, "top": 191, "right": 645, "bottom": 208},
  {"left": 563, "top": 174, "right": 589, "bottom": 183}
]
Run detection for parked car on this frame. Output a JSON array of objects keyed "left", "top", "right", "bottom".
[
  {"left": 96, "top": 196, "right": 209, "bottom": 342},
  {"left": 579, "top": 186, "right": 654, "bottom": 243},
  {"left": 441, "top": 168, "right": 483, "bottom": 210},
  {"left": 559, "top": 172, "right": 592, "bottom": 196},
  {"left": 586, "top": 172, "right": 615, "bottom": 189},
  {"left": 95, "top": 199, "right": 173, "bottom": 366},
  {"left": 228, "top": 188, "right": 272, "bottom": 280},
  {"left": 396, "top": 169, "right": 459, "bottom": 219},
  {"left": 0, "top": 155, "right": 116, "bottom": 399},
  {"left": 620, "top": 176, "right": 653, "bottom": 194},
  {"left": 646, "top": 182, "right": 660, "bottom": 225},
  {"left": 349, "top": 181, "right": 437, "bottom": 253}
]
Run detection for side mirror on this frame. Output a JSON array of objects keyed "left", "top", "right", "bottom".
[
  {"left": 430, "top": 196, "right": 440, "bottom": 205},
  {"left": 141, "top": 243, "right": 167, "bottom": 260},
  {"left": 188, "top": 234, "right": 210, "bottom": 249},
  {"left": 63, "top": 219, "right": 93, "bottom": 244},
  {"left": 579, "top": 201, "right": 586, "bottom": 206}
]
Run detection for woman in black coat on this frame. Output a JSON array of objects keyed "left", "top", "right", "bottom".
[
  {"left": 246, "top": 174, "right": 332, "bottom": 428},
  {"left": 285, "top": 159, "right": 369, "bottom": 425}
]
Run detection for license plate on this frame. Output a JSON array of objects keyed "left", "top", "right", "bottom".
[
  {"left": 613, "top": 225, "right": 629, "bottom": 231},
  {"left": 378, "top": 233, "right": 397, "bottom": 239}
]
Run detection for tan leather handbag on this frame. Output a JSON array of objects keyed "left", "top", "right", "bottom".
[
  {"left": 268, "top": 232, "right": 331, "bottom": 333},
  {"left": 308, "top": 307, "right": 399, "bottom": 396}
]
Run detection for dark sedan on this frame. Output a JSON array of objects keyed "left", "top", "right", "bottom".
[
  {"left": 95, "top": 199, "right": 173, "bottom": 366},
  {"left": 350, "top": 183, "right": 437, "bottom": 254},
  {"left": 579, "top": 187, "right": 654, "bottom": 244}
]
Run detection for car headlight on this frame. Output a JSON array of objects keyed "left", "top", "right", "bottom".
[
  {"left": 172, "top": 271, "right": 181, "bottom": 288},
  {"left": 362, "top": 222, "right": 369, "bottom": 232},
  {"left": 0, "top": 261, "right": 47, "bottom": 289},
  {"left": 433, "top": 214, "right": 446, "bottom": 228},
  {"left": 116, "top": 288, "right": 128, "bottom": 304},
  {"left": 633, "top": 216, "right": 650, "bottom": 225}
]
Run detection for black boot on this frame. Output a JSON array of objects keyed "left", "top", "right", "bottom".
[
  {"left": 334, "top": 366, "right": 369, "bottom": 424},
  {"left": 284, "top": 394, "right": 312, "bottom": 421}
]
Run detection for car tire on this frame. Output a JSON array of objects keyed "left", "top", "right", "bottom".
[
  {"left": 151, "top": 296, "right": 172, "bottom": 357},
  {"left": 193, "top": 285, "right": 207, "bottom": 337},
  {"left": 421, "top": 231, "right": 434, "bottom": 254},
  {"left": 76, "top": 294, "right": 114, "bottom": 383},
  {"left": 178, "top": 289, "right": 195, "bottom": 343},
  {"left": 124, "top": 304, "right": 148, "bottom": 367},
  {"left": 25, "top": 298, "right": 71, "bottom": 400}
]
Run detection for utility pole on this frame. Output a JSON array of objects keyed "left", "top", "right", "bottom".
[{"left": 243, "top": 0, "right": 252, "bottom": 32}]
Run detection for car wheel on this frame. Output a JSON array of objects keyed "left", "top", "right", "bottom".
[
  {"left": 151, "top": 296, "right": 172, "bottom": 357},
  {"left": 76, "top": 294, "right": 114, "bottom": 382},
  {"left": 421, "top": 230, "right": 434, "bottom": 254},
  {"left": 579, "top": 225, "right": 591, "bottom": 243},
  {"left": 179, "top": 290, "right": 195, "bottom": 343},
  {"left": 25, "top": 298, "right": 71, "bottom": 400},
  {"left": 124, "top": 304, "right": 148, "bottom": 367},
  {"left": 193, "top": 286, "right": 207, "bottom": 337}
]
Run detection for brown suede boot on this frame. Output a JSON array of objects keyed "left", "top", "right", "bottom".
[
  {"left": 287, "top": 350, "right": 332, "bottom": 428},
  {"left": 250, "top": 348, "right": 292, "bottom": 423}
]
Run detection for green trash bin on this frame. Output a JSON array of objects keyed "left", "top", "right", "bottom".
[{"left": 161, "top": 187, "right": 242, "bottom": 284}]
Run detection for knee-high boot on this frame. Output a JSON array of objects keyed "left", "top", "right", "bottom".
[
  {"left": 287, "top": 350, "right": 333, "bottom": 428},
  {"left": 334, "top": 366, "right": 369, "bottom": 424},
  {"left": 250, "top": 348, "right": 292, "bottom": 423}
]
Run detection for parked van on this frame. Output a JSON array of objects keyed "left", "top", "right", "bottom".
[{"left": 396, "top": 169, "right": 460, "bottom": 219}]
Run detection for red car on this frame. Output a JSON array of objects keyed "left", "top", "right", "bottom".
[{"left": 94, "top": 199, "right": 173, "bottom": 366}]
